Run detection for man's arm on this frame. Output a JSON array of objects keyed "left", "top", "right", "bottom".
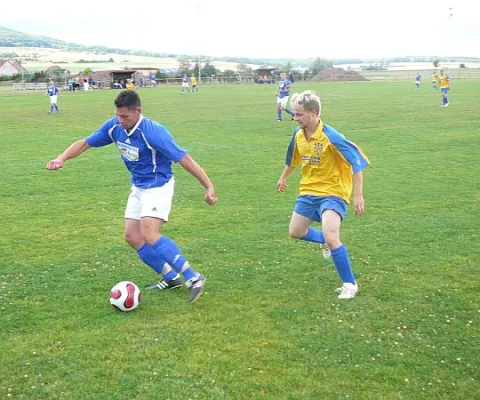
[
  {"left": 46, "top": 139, "right": 91, "bottom": 170},
  {"left": 178, "top": 154, "right": 217, "bottom": 205},
  {"left": 353, "top": 171, "right": 365, "bottom": 215}
]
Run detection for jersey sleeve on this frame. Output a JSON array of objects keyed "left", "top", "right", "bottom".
[
  {"left": 285, "top": 127, "right": 302, "bottom": 168},
  {"left": 323, "top": 124, "right": 370, "bottom": 173},
  {"left": 144, "top": 123, "right": 187, "bottom": 162},
  {"left": 85, "top": 118, "right": 117, "bottom": 147}
]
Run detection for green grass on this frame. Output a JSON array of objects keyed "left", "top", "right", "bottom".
[{"left": 1, "top": 82, "right": 479, "bottom": 399}]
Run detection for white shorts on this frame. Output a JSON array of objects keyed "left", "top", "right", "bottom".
[
  {"left": 124, "top": 178, "right": 175, "bottom": 221},
  {"left": 277, "top": 96, "right": 289, "bottom": 108},
  {"left": 182, "top": 82, "right": 189, "bottom": 88},
  {"left": 415, "top": 81, "right": 420, "bottom": 85},
  {"left": 50, "top": 95, "right": 58, "bottom": 104}
]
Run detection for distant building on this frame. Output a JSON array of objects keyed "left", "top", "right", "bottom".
[
  {"left": 46, "top": 65, "right": 64, "bottom": 78},
  {"left": 0, "top": 59, "right": 27, "bottom": 77},
  {"left": 253, "top": 67, "right": 276, "bottom": 84}
]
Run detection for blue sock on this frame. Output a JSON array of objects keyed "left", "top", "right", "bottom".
[
  {"left": 137, "top": 243, "right": 177, "bottom": 279},
  {"left": 277, "top": 109, "right": 282, "bottom": 120},
  {"left": 285, "top": 108, "right": 294, "bottom": 116},
  {"left": 153, "top": 236, "right": 198, "bottom": 281},
  {"left": 444, "top": 96, "right": 448, "bottom": 104},
  {"left": 54, "top": 105, "right": 59, "bottom": 112},
  {"left": 49, "top": 106, "right": 53, "bottom": 112},
  {"left": 299, "top": 227, "right": 325, "bottom": 243},
  {"left": 331, "top": 245, "right": 356, "bottom": 284}
]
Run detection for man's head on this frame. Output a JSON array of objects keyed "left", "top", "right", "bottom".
[
  {"left": 114, "top": 90, "right": 142, "bottom": 130},
  {"left": 280, "top": 72, "right": 286, "bottom": 80},
  {"left": 440, "top": 70, "right": 444, "bottom": 74},
  {"left": 290, "top": 90, "right": 322, "bottom": 128},
  {"left": 49, "top": 80, "right": 54, "bottom": 86}
]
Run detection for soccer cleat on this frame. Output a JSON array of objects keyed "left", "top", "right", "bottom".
[
  {"left": 47, "top": 112, "right": 52, "bottom": 114},
  {"left": 335, "top": 282, "right": 359, "bottom": 299},
  {"left": 186, "top": 275, "right": 206, "bottom": 303},
  {"left": 320, "top": 243, "right": 331, "bottom": 259},
  {"left": 444, "top": 103, "right": 449, "bottom": 107},
  {"left": 146, "top": 274, "right": 182, "bottom": 290}
]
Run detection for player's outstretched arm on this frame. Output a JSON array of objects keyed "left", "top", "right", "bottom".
[
  {"left": 178, "top": 154, "right": 217, "bottom": 205},
  {"left": 353, "top": 172, "right": 365, "bottom": 215},
  {"left": 277, "top": 165, "right": 295, "bottom": 192},
  {"left": 46, "top": 139, "right": 91, "bottom": 170}
]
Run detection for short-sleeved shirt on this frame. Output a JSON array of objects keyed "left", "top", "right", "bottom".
[
  {"left": 86, "top": 115, "right": 187, "bottom": 188},
  {"left": 277, "top": 79, "right": 291, "bottom": 99},
  {"left": 285, "top": 120, "right": 370, "bottom": 203}
]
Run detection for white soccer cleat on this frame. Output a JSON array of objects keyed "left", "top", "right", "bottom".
[
  {"left": 320, "top": 243, "right": 331, "bottom": 259},
  {"left": 335, "top": 282, "right": 359, "bottom": 299},
  {"left": 444, "top": 103, "right": 449, "bottom": 107}
]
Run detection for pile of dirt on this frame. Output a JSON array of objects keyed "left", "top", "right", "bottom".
[{"left": 311, "top": 68, "right": 369, "bottom": 82}]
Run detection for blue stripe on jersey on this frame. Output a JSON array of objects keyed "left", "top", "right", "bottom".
[
  {"left": 47, "top": 86, "right": 59, "bottom": 96},
  {"left": 285, "top": 127, "right": 301, "bottom": 166},
  {"left": 86, "top": 116, "right": 187, "bottom": 188},
  {"left": 323, "top": 124, "right": 369, "bottom": 174}
]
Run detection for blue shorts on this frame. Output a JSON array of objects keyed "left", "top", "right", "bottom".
[
  {"left": 441, "top": 88, "right": 449, "bottom": 94},
  {"left": 294, "top": 195, "right": 348, "bottom": 223}
]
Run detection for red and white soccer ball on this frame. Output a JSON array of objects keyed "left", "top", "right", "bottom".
[{"left": 110, "top": 281, "right": 141, "bottom": 312}]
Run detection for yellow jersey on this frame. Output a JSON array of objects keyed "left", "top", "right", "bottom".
[
  {"left": 285, "top": 120, "right": 370, "bottom": 203},
  {"left": 126, "top": 82, "right": 135, "bottom": 91},
  {"left": 190, "top": 76, "right": 197, "bottom": 85},
  {"left": 431, "top": 74, "right": 438, "bottom": 82},
  {"left": 439, "top": 73, "right": 450, "bottom": 89}
]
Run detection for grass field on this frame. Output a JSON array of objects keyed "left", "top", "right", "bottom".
[{"left": 1, "top": 81, "right": 479, "bottom": 399}]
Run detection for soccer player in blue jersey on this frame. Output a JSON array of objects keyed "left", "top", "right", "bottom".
[
  {"left": 46, "top": 90, "right": 217, "bottom": 303},
  {"left": 277, "top": 90, "right": 370, "bottom": 299},
  {"left": 181, "top": 74, "right": 190, "bottom": 94},
  {"left": 415, "top": 72, "right": 421, "bottom": 89},
  {"left": 439, "top": 70, "right": 450, "bottom": 107},
  {"left": 276, "top": 72, "right": 295, "bottom": 122},
  {"left": 46, "top": 80, "right": 60, "bottom": 114}
]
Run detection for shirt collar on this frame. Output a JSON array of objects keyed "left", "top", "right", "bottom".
[{"left": 125, "top": 114, "right": 144, "bottom": 136}]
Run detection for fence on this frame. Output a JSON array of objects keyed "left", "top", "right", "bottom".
[
  {"left": 12, "top": 82, "right": 48, "bottom": 90},
  {"left": 360, "top": 68, "right": 480, "bottom": 81}
]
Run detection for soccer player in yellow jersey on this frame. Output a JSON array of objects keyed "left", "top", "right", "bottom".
[
  {"left": 439, "top": 70, "right": 450, "bottom": 107},
  {"left": 431, "top": 71, "right": 438, "bottom": 89},
  {"left": 190, "top": 75, "right": 199, "bottom": 92},
  {"left": 126, "top": 79, "right": 135, "bottom": 91},
  {"left": 277, "top": 90, "right": 370, "bottom": 299}
]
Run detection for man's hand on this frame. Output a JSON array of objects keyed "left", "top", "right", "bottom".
[
  {"left": 204, "top": 186, "right": 217, "bottom": 205},
  {"left": 46, "top": 159, "right": 64, "bottom": 170},
  {"left": 276, "top": 179, "right": 288, "bottom": 192},
  {"left": 354, "top": 194, "right": 365, "bottom": 215}
]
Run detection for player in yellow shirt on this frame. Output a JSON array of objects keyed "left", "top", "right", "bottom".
[
  {"left": 439, "top": 70, "right": 450, "bottom": 107},
  {"left": 125, "top": 79, "right": 135, "bottom": 91},
  {"left": 277, "top": 90, "right": 370, "bottom": 299},
  {"left": 190, "top": 75, "right": 199, "bottom": 93},
  {"left": 431, "top": 71, "right": 438, "bottom": 89}
]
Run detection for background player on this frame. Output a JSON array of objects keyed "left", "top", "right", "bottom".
[
  {"left": 276, "top": 72, "right": 295, "bottom": 122},
  {"left": 439, "top": 70, "right": 450, "bottom": 107},
  {"left": 46, "top": 80, "right": 60, "bottom": 114}
]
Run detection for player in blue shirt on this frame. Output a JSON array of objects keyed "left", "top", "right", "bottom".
[
  {"left": 415, "top": 72, "right": 421, "bottom": 89},
  {"left": 45, "top": 90, "right": 217, "bottom": 303},
  {"left": 46, "top": 80, "right": 60, "bottom": 114},
  {"left": 150, "top": 74, "right": 157, "bottom": 87},
  {"left": 276, "top": 73, "right": 295, "bottom": 121},
  {"left": 181, "top": 74, "right": 190, "bottom": 94}
]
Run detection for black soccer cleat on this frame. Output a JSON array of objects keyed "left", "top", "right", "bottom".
[
  {"left": 187, "top": 275, "right": 206, "bottom": 304},
  {"left": 146, "top": 274, "right": 182, "bottom": 290}
]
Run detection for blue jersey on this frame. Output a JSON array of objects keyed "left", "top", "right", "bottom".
[
  {"left": 416, "top": 74, "right": 421, "bottom": 81},
  {"left": 278, "top": 79, "right": 291, "bottom": 99},
  {"left": 183, "top": 76, "right": 189, "bottom": 83},
  {"left": 47, "top": 85, "right": 59, "bottom": 96},
  {"left": 85, "top": 115, "right": 187, "bottom": 189},
  {"left": 150, "top": 75, "right": 156, "bottom": 81}
]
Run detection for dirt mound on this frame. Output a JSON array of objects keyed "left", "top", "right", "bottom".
[{"left": 311, "top": 67, "right": 369, "bottom": 82}]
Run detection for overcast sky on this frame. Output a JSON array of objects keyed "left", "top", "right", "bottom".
[{"left": 1, "top": 0, "right": 479, "bottom": 59}]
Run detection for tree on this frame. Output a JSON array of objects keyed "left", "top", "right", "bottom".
[
  {"left": 433, "top": 59, "right": 440, "bottom": 68},
  {"left": 177, "top": 56, "right": 192, "bottom": 75},
  {"left": 459, "top": 63, "right": 466, "bottom": 68},
  {"left": 309, "top": 57, "right": 332, "bottom": 76},
  {"left": 82, "top": 67, "right": 93, "bottom": 76},
  {"left": 201, "top": 63, "right": 217, "bottom": 78},
  {"left": 237, "top": 62, "right": 253, "bottom": 77}
]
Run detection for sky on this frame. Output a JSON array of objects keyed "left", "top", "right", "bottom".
[{"left": 1, "top": 0, "right": 479, "bottom": 59}]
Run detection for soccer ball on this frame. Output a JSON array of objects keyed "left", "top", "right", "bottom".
[{"left": 109, "top": 281, "right": 141, "bottom": 312}]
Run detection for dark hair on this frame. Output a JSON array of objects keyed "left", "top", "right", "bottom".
[{"left": 114, "top": 90, "right": 141, "bottom": 109}]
